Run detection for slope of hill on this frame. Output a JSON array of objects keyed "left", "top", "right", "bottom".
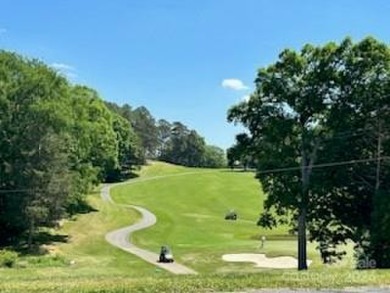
[
  {"left": 110, "top": 161, "right": 314, "bottom": 274},
  {"left": 1, "top": 161, "right": 390, "bottom": 293}
]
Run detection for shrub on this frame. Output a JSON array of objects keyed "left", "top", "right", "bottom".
[
  {"left": 0, "top": 250, "right": 18, "bottom": 268},
  {"left": 26, "top": 254, "right": 68, "bottom": 267}
]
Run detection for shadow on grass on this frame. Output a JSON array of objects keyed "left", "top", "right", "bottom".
[
  {"left": 66, "top": 198, "right": 99, "bottom": 216},
  {"left": 104, "top": 170, "right": 140, "bottom": 183},
  {"left": 250, "top": 234, "right": 297, "bottom": 241},
  {"left": 12, "top": 232, "right": 69, "bottom": 256},
  {"left": 221, "top": 168, "right": 256, "bottom": 173}
]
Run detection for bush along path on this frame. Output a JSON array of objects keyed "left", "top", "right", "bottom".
[{"left": 101, "top": 178, "right": 198, "bottom": 275}]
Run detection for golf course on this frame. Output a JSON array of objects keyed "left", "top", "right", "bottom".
[
  {"left": 2, "top": 2, "right": 390, "bottom": 292},
  {"left": 108, "top": 162, "right": 309, "bottom": 273},
  {"left": 1, "top": 162, "right": 390, "bottom": 293}
]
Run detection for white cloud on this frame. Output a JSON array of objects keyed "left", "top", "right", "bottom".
[
  {"left": 51, "top": 63, "right": 75, "bottom": 71},
  {"left": 222, "top": 78, "right": 248, "bottom": 91},
  {"left": 50, "top": 63, "right": 77, "bottom": 80}
]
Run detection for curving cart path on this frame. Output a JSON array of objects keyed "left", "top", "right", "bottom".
[{"left": 101, "top": 175, "right": 199, "bottom": 275}]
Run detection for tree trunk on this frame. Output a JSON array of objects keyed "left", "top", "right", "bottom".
[
  {"left": 298, "top": 137, "right": 313, "bottom": 271},
  {"left": 298, "top": 205, "right": 308, "bottom": 270},
  {"left": 298, "top": 159, "right": 309, "bottom": 270},
  {"left": 27, "top": 219, "right": 34, "bottom": 252}
]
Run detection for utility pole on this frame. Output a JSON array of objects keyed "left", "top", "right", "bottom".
[
  {"left": 298, "top": 134, "right": 319, "bottom": 271},
  {"left": 298, "top": 152, "right": 309, "bottom": 271},
  {"left": 375, "top": 120, "right": 382, "bottom": 191}
]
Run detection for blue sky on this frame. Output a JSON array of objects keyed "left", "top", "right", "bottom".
[{"left": 1, "top": 0, "right": 389, "bottom": 149}]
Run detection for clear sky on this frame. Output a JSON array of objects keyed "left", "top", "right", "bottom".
[{"left": 1, "top": 0, "right": 389, "bottom": 149}]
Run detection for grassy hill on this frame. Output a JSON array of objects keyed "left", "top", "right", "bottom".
[
  {"left": 1, "top": 161, "right": 389, "bottom": 292},
  {"left": 111, "top": 162, "right": 306, "bottom": 273}
]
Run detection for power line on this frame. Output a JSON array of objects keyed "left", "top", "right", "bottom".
[
  {"left": 307, "top": 126, "right": 390, "bottom": 143},
  {"left": 1, "top": 157, "right": 388, "bottom": 193},
  {"left": 257, "top": 156, "right": 390, "bottom": 175},
  {"left": 0, "top": 188, "right": 103, "bottom": 194},
  {"left": 0, "top": 189, "right": 40, "bottom": 194},
  {"left": 318, "top": 131, "right": 367, "bottom": 142},
  {"left": 1, "top": 138, "right": 389, "bottom": 193}
]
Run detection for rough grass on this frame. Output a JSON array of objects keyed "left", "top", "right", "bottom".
[
  {"left": 1, "top": 270, "right": 390, "bottom": 292},
  {"left": 55, "top": 194, "right": 162, "bottom": 277},
  {"left": 0, "top": 192, "right": 167, "bottom": 279}
]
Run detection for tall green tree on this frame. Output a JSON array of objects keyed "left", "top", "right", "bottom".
[
  {"left": 0, "top": 51, "right": 142, "bottom": 246},
  {"left": 203, "top": 145, "right": 226, "bottom": 168},
  {"left": 311, "top": 38, "right": 390, "bottom": 267},
  {"left": 131, "top": 106, "right": 158, "bottom": 158},
  {"left": 228, "top": 37, "right": 390, "bottom": 269},
  {"left": 0, "top": 51, "right": 73, "bottom": 245},
  {"left": 185, "top": 130, "right": 206, "bottom": 167},
  {"left": 160, "top": 122, "right": 208, "bottom": 167},
  {"left": 103, "top": 101, "right": 143, "bottom": 179},
  {"left": 69, "top": 86, "right": 119, "bottom": 182},
  {"left": 156, "top": 119, "right": 172, "bottom": 156},
  {"left": 106, "top": 112, "right": 142, "bottom": 181},
  {"left": 160, "top": 122, "right": 189, "bottom": 165},
  {"left": 227, "top": 133, "right": 255, "bottom": 170}
]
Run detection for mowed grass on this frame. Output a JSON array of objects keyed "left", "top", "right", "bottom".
[
  {"left": 111, "top": 162, "right": 323, "bottom": 273},
  {"left": 136, "top": 160, "right": 193, "bottom": 177},
  {"left": 2, "top": 161, "right": 390, "bottom": 292}
]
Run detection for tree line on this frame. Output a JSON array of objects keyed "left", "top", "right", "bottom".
[
  {"left": 0, "top": 50, "right": 225, "bottom": 248},
  {"left": 228, "top": 37, "right": 390, "bottom": 269},
  {"left": 104, "top": 104, "right": 226, "bottom": 168}
]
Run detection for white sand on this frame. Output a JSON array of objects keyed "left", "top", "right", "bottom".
[{"left": 222, "top": 253, "right": 312, "bottom": 269}]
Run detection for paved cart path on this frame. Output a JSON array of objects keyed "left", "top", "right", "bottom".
[{"left": 101, "top": 174, "right": 200, "bottom": 275}]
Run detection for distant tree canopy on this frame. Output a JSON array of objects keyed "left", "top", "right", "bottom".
[
  {"left": 203, "top": 145, "right": 227, "bottom": 168},
  {"left": 158, "top": 121, "right": 226, "bottom": 168},
  {"left": 228, "top": 37, "right": 390, "bottom": 268},
  {"left": 0, "top": 50, "right": 226, "bottom": 247},
  {"left": 105, "top": 104, "right": 227, "bottom": 168}
]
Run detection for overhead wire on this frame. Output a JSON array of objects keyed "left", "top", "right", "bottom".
[
  {"left": 1, "top": 129, "right": 388, "bottom": 193},
  {"left": 257, "top": 156, "right": 390, "bottom": 175}
]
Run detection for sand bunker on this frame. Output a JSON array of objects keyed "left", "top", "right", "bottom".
[{"left": 222, "top": 253, "right": 312, "bottom": 269}]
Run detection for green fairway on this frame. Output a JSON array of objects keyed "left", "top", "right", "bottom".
[
  {"left": 136, "top": 160, "right": 194, "bottom": 177},
  {"left": 111, "top": 162, "right": 321, "bottom": 273}
]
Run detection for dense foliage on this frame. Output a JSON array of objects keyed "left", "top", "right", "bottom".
[
  {"left": 227, "top": 133, "right": 256, "bottom": 170},
  {"left": 228, "top": 37, "right": 390, "bottom": 268},
  {"left": 105, "top": 103, "right": 227, "bottom": 168},
  {"left": 0, "top": 51, "right": 143, "bottom": 246},
  {"left": 0, "top": 50, "right": 225, "bottom": 248}
]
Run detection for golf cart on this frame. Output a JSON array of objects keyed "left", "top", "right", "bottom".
[
  {"left": 225, "top": 209, "right": 237, "bottom": 220},
  {"left": 159, "top": 245, "right": 174, "bottom": 263}
]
